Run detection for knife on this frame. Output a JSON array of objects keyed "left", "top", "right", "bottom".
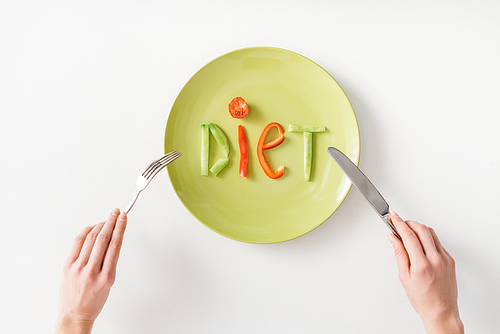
[{"left": 327, "top": 147, "right": 402, "bottom": 241}]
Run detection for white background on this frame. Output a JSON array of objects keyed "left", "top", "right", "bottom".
[{"left": 1, "top": 1, "right": 499, "bottom": 333}]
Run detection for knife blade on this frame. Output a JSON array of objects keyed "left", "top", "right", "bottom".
[{"left": 327, "top": 147, "right": 402, "bottom": 241}]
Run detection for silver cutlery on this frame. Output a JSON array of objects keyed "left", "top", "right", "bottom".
[
  {"left": 124, "top": 150, "right": 182, "bottom": 214},
  {"left": 327, "top": 147, "right": 402, "bottom": 241}
]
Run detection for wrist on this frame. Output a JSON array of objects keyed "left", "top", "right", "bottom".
[
  {"left": 55, "top": 313, "right": 94, "bottom": 334},
  {"left": 421, "top": 311, "right": 464, "bottom": 334}
]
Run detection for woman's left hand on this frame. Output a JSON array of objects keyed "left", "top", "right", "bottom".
[{"left": 55, "top": 208, "right": 127, "bottom": 334}]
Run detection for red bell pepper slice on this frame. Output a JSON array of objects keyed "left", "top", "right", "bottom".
[
  {"left": 257, "top": 122, "right": 285, "bottom": 179},
  {"left": 238, "top": 125, "right": 248, "bottom": 177}
]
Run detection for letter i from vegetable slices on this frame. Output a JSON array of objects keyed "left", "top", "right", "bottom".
[{"left": 238, "top": 125, "right": 248, "bottom": 177}]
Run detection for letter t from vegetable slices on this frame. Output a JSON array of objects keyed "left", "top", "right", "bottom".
[{"left": 288, "top": 124, "right": 326, "bottom": 181}]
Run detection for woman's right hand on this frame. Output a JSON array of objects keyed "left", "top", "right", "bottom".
[{"left": 388, "top": 212, "right": 464, "bottom": 334}]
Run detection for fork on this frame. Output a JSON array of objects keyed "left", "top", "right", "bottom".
[{"left": 124, "top": 150, "right": 182, "bottom": 214}]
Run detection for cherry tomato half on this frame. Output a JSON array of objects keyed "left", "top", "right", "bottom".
[{"left": 228, "top": 97, "right": 249, "bottom": 119}]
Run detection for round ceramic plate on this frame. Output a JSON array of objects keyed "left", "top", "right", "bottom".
[{"left": 165, "top": 47, "right": 360, "bottom": 244}]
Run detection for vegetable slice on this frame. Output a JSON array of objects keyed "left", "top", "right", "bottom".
[
  {"left": 303, "top": 132, "right": 313, "bottom": 181},
  {"left": 257, "top": 122, "right": 285, "bottom": 179},
  {"left": 228, "top": 97, "right": 249, "bottom": 119},
  {"left": 238, "top": 125, "right": 248, "bottom": 177},
  {"left": 201, "top": 124, "right": 209, "bottom": 175},
  {"left": 209, "top": 123, "right": 229, "bottom": 157},
  {"left": 288, "top": 124, "right": 325, "bottom": 181},
  {"left": 288, "top": 124, "right": 326, "bottom": 133},
  {"left": 210, "top": 158, "right": 229, "bottom": 176}
]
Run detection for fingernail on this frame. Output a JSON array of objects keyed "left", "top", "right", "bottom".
[
  {"left": 118, "top": 212, "right": 126, "bottom": 221},
  {"left": 391, "top": 211, "right": 399, "bottom": 218},
  {"left": 111, "top": 208, "right": 120, "bottom": 216}
]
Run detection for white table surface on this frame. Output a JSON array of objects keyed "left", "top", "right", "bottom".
[{"left": 1, "top": 1, "right": 499, "bottom": 333}]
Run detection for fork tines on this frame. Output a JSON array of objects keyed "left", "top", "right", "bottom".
[{"left": 143, "top": 150, "right": 182, "bottom": 179}]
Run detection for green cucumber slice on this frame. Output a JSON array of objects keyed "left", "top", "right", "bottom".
[
  {"left": 210, "top": 158, "right": 229, "bottom": 176},
  {"left": 201, "top": 124, "right": 209, "bottom": 175},
  {"left": 303, "top": 132, "right": 313, "bottom": 182},
  {"left": 209, "top": 123, "right": 230, "bottom": 158},
  {"left": 288, "top": 124, "right": 326, "bottom": 133}
]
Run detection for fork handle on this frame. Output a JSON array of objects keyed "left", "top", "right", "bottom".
[{"left": 124, "top": 191, "right": 141, "bottom": 214}]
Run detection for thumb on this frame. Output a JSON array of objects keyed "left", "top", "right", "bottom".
[
  {"left": 390, "top": 211, "right": 405, "bottom": 225},
  {"left": 389, "top": 211, "right": 405, "bottom": 243}
]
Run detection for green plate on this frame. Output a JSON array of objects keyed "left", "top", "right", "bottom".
[{"left": 165, "top": 47, "right": 360, "bottom": 244}]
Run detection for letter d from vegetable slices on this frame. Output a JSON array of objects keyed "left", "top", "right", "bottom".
[
  {"left": 209, "top": 123, "right": 230, "bottom": 158},
  {"left": 204, "top": 123, "right": 230, "bottom": 176}
]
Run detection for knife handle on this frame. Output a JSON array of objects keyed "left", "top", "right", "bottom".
[{"left": 382, "top": 212, "right": 403, "bottom": 242}]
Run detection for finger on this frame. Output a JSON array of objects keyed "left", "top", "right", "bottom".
[
  {"left": 88, "top": 208, "right": 120, "bottom": 271},
  {"left": 431, "top": 234, "right": 453, "bottom": 259},
  {"left": 75, "top": 222, "right": 106, "bottom": 267},
  {"left": 390, "top": 212, "right": 426, "bottom": 266},
  {"left": 101, "top": 212, "right": 127, "bottom": 278},
  {"left": 405, "top": 220, "right": 438, "bottom": 257},
  {"left": 441, "top": 246, "right": 452, "bottom": 257},
  {"left": 388, "top": 233, "right": 410, "bottom": 280},
  {"left": 65, "top": 225, "right": 95, "bottom": 266},
  {"left": 427, "top": 227, "right": 445, "bottom": 253}
]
